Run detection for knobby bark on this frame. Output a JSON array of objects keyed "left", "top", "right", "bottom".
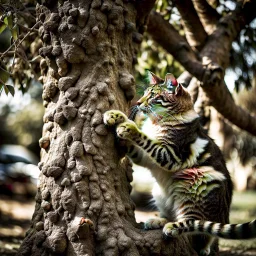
[
  {"left": 17, "top": 0, "right": 196, "bottom": 255},
  {"left": 147, "top": 0, "right": 256, "bottom": 136}
]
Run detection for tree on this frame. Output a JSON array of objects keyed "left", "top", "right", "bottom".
[
  {"left": 0, "top": 0, "right": 253, "bottom": 255},
  {"left": 16, "top": 0, "right": 196, "bottom": 255}
]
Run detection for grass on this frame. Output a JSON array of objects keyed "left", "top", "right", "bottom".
[{"left": 219, "top": 191, "right": 256, "bottom": 254}]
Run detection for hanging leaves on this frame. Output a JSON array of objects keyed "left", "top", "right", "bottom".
[
  {"left": 4, "top": 12, "right": 13, "bottom": 29},
  {"left": 0, "top": 84, "right": 15, "bottom": 96},
  {"left": 0, "top": 64, "right": 15, "bottom": 96},
  {"left": 11, "top": 24, "right": 19, "bottom": 40},
  {"left": 0, "top": 21, "right": 7, "bottom": 34},
  {"left": 0, "top": 65, "right": 10, "bottom": 84}
]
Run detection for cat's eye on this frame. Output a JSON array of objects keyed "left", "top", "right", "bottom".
[{"left": 150, "top": 96, "right": 162, "bottom": 104}]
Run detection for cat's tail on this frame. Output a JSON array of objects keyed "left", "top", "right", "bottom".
[{"left": 165, "top": 219, "right": 256, "bottom": 239}]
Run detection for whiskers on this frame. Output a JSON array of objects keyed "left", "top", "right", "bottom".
[
  {"left": 129, "top": 105, "right": 140, "bottom": 120},
  {"left": 148, "top": 107, "right": 162, "bottom": 122}
]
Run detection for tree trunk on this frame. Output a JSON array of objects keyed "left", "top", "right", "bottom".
[{"left": 17, "top": 1, "right": 196, "bottom": 255}]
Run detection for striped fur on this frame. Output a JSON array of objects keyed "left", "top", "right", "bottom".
[
  {"left": 163, "top": 219, "right": 256, "bottom": 240},
  {"left": 104, "top": 73, "right": 255, "bottom": 255}
]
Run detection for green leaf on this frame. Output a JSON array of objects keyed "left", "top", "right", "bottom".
[
  {"left": 7, "top": 14, "right": 13, "bottom": 29},
  {"left": 11, "top": 24, "right": 19, "bottom": 40},
  {"left": 0, "top": 21, "right": 7, "bottom": 34},
  {"left": 0, "top": 66, "right": 10, "bottom": 83},
  {"left": 4, "top": 13, "right": 13, "bottom": 29},
  {"left": 3, "top": 84, "right": 9, "bottom": 95},
  {"left": 4, "top": 16, "right": 8, "bottom": 25},
  {"left": 5, "top": 84, "right": 15, "bottom": 96}
]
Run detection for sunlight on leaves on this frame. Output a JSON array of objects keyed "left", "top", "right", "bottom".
[
  {"left": 11, "top": 24, "right": 19, "bottom": 41},
  {"left": 0, "top": 21, "right": 7, "bottom": 34},
  {"left": 0, "top": 66, "right": 10, "bottom": 84}
]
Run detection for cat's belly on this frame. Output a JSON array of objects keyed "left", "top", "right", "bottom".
[
  {"left": 152, "top": 166, "right": 227, "bottom": 221},
  {"left": 152, "top": 182, "right": 176, "bottom": 220}
]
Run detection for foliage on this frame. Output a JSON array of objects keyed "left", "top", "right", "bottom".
[
  {"left": 0, "top": 86, "right": 44, "bottom": 156},
  {"left": 0, "top": 0, "right": 41, "bottom": 96},
  {"left": 229, "top": 21, "right": 256, "bottom": 92},
  {"left": 0, "top": 0, "right": 255, "bottom": 96}
]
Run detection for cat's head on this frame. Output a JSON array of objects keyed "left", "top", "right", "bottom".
[{"left": 136, "top": 72, "right": 194, "bottom": 120}]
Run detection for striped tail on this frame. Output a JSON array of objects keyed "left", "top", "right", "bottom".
[{"left": 164, "top": 219, "right": 256, "bottom": 239}]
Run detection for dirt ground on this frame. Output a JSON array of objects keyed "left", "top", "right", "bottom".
[{"left": 0, "top": 192, "right": 256, "bottom": 256}]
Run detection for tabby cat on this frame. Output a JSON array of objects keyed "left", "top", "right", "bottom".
[{"left": 103, "top": 72, "right": 256, "bottom": 255}]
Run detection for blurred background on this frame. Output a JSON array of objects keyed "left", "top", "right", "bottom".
[{"left": 0, "top": 0, "right": 256, "bottom": 255}]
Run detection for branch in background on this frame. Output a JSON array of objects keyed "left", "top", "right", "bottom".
[
  {"left": 135, "top": 0, "right": 156, "bottom": 31},
  {"left": 207, "top": 0, "right": 219, "bottom": 8},
  {"left": 173, "top": 0, "right": 207, "bottom": 50},
  {"left": 202, "top": 79, "right": 256, "bottom": 135},
  {"left": 187, "top": 76, "right": 199, "bottom": 103},
  {"left": 147, "top": 11, "right": 204, "bottom": 79},
  {"left": 198, "top": 0, "right": 256, "bottom": 135},
  {"left": 192, "top": 0, "right": 221, "bottom": 34},
  {"left": 177, "top": 71, "right": 192, "bottom": 85}
]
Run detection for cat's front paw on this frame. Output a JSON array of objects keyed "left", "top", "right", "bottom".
[
  {"left": 163, "top": 222, "right": 181, "bottom": 238},
  {"left": 144, "top": 218, "right": 168, "bottom": 230},
  {"left": 103, "top": 110, "right": 127, "bottom": 126},
  {"left": 116, "top": 121, "right": 139, "bottom": 140}
]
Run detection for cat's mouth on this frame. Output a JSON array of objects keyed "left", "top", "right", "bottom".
[
  {"left": 129, "top": 104, "right": 152, "bottom": 121},
  {"left": 139, "top": 105, "right": 150, "bottom": 113}
]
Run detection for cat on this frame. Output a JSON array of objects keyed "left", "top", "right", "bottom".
[{"left": 103, "top": 72, "right": 256, "bottom": 256}]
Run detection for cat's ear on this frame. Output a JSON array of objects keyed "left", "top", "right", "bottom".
[
  {"left": 175, "top": 83, "right": 184, "bottom": 96},
  {"left": 147, "top": 71, "right": 164, "bottom": 85},
  {"left": 164, "top": 73, "right": 178, "bottom": 92}
]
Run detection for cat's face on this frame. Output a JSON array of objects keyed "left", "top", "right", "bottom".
[{"left": 136, "top": 72, "right": 194, "bottom": 120}]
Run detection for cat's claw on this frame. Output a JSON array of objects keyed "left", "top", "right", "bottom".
[
  {"left": 103, "top": 110, "right": 127, "bottom": 126},
  {"left": 116, "top": 121, "right": 139, "bottom": 140}
]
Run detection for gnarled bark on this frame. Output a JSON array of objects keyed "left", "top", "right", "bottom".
[{"left": 17, "top": 0, "right": 196, "bottom": 255}]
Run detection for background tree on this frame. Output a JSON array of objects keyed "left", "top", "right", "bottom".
[{"left": 0, "top": 0, "right": 256, "bottom": 255}]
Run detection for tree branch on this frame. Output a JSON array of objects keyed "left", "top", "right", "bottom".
[
  {"left": 147, "top": 11, "right": 203, "bottom": 79},
  {"left": 198, "top": 0, "right": 256, "bottom": 135},
  {"left": 192, "top": 0, "right": 221, "bottom": 34},
  {"left": 173, "top": 0, "right": 208, "bottom": 50}
]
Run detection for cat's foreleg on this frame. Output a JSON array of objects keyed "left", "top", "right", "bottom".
[
  {"left": 103, "top": 110, "right": 154, "bottom": 168},
  {"left": 103, "top": 110, "right": 128, "bottom": 126},
  {"left": 103, "top": 110, "right": 181, "bottom": 170},
  {"left": 116, "top": 122, "right": 181, "bottom": 171}
]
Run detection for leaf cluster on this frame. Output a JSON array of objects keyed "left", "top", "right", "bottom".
[{"left": 0, "top": 0, "right": 41, "bottom": 96}]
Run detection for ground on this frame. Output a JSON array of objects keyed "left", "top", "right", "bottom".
[{"left": 0, "top": 192, "right": 256, "bottom": 255}]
